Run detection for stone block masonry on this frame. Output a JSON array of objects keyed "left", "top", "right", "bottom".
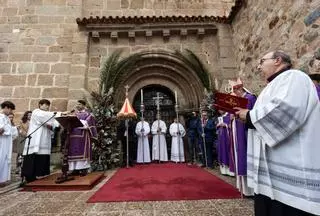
[{"left": 1, "top": 0, "right": 317, "bottom": 122}]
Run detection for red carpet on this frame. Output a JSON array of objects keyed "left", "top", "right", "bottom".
[{"left": 88, "top": 163, "right": 241, "bottom": 202}]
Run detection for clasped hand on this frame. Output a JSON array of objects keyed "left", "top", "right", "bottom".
[{"left": 234, "top": 107, "right": 249, "bottom": 121}]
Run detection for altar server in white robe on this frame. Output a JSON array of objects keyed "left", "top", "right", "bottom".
[
  {"left": 151, "top": 114, "right": 168, "bottom": 162},
  {"left": 236, "top": 50, "right": 320, "bottom": 216},
  {"left": 135, "top": 118, "right": 151, "bottom": 163},
  {"left": 22, "top": 99, "right": 61, "bottom": 183},
  {"left": 169, "top": 118, "right": 186, "bottom": 162},
  {"left": 8, "top": 113, "right": 18, "bottom": 177},
  {"left": 0, "top": 101, "right": 16, "bottom": 185}
]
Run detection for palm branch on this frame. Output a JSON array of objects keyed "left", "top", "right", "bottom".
[
  {"left": 99, "top": 50, "right": 142, "bottom": 94},
  {"left": 174, "top": 49, "right": 212, "bottom": 91}
]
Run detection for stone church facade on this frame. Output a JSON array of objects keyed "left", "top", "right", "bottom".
[{"left": 0, "top": 0, "right": 319, "bottom": 117}]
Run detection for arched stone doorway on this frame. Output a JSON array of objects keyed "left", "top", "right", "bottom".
[
  {"left": 114, "top": 49, "right": 209, "bottom": 117},
  {"left": 133, "top": 84, "right": 176, "bottom": 126}
]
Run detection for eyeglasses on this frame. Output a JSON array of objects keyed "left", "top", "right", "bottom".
[{"left": 259, "top": 57, "right": 275, "bottom": 65}]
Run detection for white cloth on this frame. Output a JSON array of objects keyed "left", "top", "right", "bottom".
[
  {"left": 151, "top": 120, "right": 168, "bottom": 161},
  {"left": 247, "top": 69, "right": 320, "bottom": 215},
  {"left": 0, "top": 114, "right": 13, "bottom": 183},
  {"left": 69, "top": 160, "right": 90, "bottom": 171},
  {"left": 11, "top": 126, "right": 18, "bottom": 140},
  {"left": 135, "top": 121, "right": 151, "bottom": 163},
  {"left": 219, "top": 165, "right": 235, "bottom": 176},
  {"left": 23, "top": 109, "right": 60, "bottom": 155},
  {"left": 169, "top": 122, "right": 185, "bottom": 162}
]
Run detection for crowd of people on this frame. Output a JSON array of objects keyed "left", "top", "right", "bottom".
[
  {"left": 0, "top": 99, "right": 97, "bottom": 185},
  {"left": 120, "top": 110, "right": 216, "bottom": 167},
  {"left": 0, "top": 50, "right": 319, "bottom": 215}
]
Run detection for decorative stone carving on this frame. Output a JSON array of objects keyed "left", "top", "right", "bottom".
[
  {"left": 92, "top": 31, "right": 100, "bottom": 42},
  {"left": 197, "top": 28, "right": 205, "bottom": 38},
  {"left": 110, "top": 31, "right": 118, "bottom": 41},
  {"left": 180, "top": 29, "right": 187, "bottom": 38},
  {"left": 163, "top": 29, "right": 170, "bottom": 39},
  {"left": 146, "top": 30, "right": 152, "bottom": 37}
]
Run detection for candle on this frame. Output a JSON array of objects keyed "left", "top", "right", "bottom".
[
  {"left": 141, "top": 89, "right": 143, "bottom": 103},
  {"left": 175, "top": 91, "right": 177, "bottom": 104}
]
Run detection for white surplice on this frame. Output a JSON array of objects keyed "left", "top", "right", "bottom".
[
  {"left": 169, "top": 122, "right": 186, "bottom": 162},
  {"left": 247, "top": 69, "right": 320, "bottom": 215},
  {"left": 23, "top": 109, "right": 60, "bottom": 156},
  {"left": 0, "top": 114, "right": 13, "bottom": 183},
  {"left": 135, "top": 120, "right": 151, "bottom": 163},
  {"left": 151, "top": 120, "right": 168, "bottom": 161}
]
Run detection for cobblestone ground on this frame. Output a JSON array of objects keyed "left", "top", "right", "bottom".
[{"left": 0, "top": 160, "right": 254, "bottom": 216}]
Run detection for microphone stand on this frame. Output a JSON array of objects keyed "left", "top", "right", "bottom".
[{"left": 20, "top": 112, "right": 57, "bottom": 185}]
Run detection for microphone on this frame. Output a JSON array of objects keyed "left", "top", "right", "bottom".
[{"left": 53, "top": 112, "right": 57, "bottom": 115}]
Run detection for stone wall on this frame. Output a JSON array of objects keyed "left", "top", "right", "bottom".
[
  {"left": 1, "top": 0, "right": 238, "bottom": 118},
  {"left": 82, "top": 0, "right": 235, "bottom": 17},
  {"left": 0, "top": 0, "right": 83, "bottom": 117},
  {"left": 87, "top": 33, "right": 228, "bottom": 92},
  {"left": 231, "top": 0, "right": 320, "bottom": 94}
]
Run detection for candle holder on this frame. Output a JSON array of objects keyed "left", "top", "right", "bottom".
[
  {"left": 140, "top": 103, "right": 145, "bottom": 113},
  {"left": 175, "top": 104, "right": 179, "bottom": 113}
]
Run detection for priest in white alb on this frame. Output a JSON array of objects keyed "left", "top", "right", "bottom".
[
  {"left": 0, "top": 101, "right": 16, "bottom": 186},
  {"left": 151, "top": 114, "right": 168, "bottom": 162},
  {"left": 236, "top": 50, "right": 320, "bottom": 216},
  {"left": 21, "top": 99, "right": 62, "bottom": 183},
  {"left": 135, "top": 117, "right": 151, "bottom": 163},
  {"left": 169, "top": 118, "right": 185, "bottom": 162}
]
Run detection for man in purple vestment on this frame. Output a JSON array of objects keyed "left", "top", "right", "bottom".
[
  {"left": 309, "top": 73, "right": 320, "bottom": 100},
  {"left": 216, "top": 111, "right": 234, "bottom": 176},
  {"left": 68, "top": 100, "right": 97, "bottom": 176},
  {"left": 230, "top": 79, "right": 256, "bottom": 195}
]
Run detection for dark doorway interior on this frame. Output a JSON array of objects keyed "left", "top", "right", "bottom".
[{"left": 133, "top": 84, "right": 176, "bottom": 126}]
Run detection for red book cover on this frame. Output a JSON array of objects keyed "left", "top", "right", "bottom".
[{"left": 213, "top": 92, "right": 248, "bottom": 114}]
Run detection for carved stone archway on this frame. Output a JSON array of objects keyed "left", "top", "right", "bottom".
[{"left": 114, "top": 49, "right": 207, "bottom": 113}]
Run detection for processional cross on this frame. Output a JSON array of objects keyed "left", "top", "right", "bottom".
[{"left": 153, "top": 92, "right": 163, "bottom": 162}]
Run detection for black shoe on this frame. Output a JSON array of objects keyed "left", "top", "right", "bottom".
[
  {"left": 69, "top": 170, "right": 80, "bottom": 176},
  {"left": 79, "top": 170, "right": 87, "bottom": 177}
]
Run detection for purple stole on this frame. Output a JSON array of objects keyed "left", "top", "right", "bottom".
[
  {"left": 68, "top": 110, "right": 97, "bottom": 161},
  {"left": 316, "top": 84, "right": 320, "bottom": 100}
]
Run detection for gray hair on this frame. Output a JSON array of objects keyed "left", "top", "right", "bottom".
[{"left": 272, "top": 51, "right": 292, "bottom": 68}]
